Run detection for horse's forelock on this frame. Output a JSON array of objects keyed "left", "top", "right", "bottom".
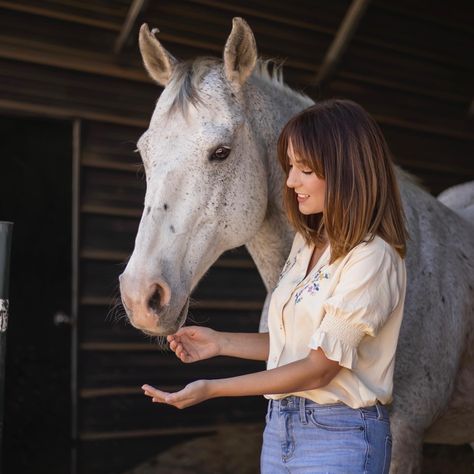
[
  {"left": 164, "top": 57, "right": 311, "bottom": 118},
  {"left": 166, "top": 57, "right": 222, "bottom": 117}
]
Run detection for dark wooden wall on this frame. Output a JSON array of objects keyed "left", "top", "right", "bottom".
[
  {"left": 76, "top": 120, "right": 267, "bottom": 474},
  {"left": 0, "top": 1, "right": 473, "bottom": 473}
]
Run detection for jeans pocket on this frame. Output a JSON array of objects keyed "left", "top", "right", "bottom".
[{"left": 307, "top": 409, "right": 365, "bottom": 432}]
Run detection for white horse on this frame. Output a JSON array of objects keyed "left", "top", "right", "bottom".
[{"left": 119, "top": 18, "right": 474, "bottom": 473}]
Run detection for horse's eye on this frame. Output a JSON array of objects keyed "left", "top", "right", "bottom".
[{"left": 210, "top": 146, "right": 231, "bottom": 161}]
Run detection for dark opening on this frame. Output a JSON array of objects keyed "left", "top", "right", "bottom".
[{"left": 0, "top": 115, "right": 71, "bottom": 474}]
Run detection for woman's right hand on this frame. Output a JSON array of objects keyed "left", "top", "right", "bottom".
[{"left": 166, "top": 326, "right": 222, "bottom": 363}]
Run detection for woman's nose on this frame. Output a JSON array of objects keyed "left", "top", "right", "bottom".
[{"left": 286, "top": 168, "right": 299, "bottom": 188}]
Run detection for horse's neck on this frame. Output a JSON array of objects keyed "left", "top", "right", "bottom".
[
  {"left": 244, "top": 76, "right": 312, "bottom": 290},
  {"left": 246, "top": 206, "right": 294, "bottom": 292}
]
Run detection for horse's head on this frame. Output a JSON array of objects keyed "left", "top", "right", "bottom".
[{"left": 119, "top": 18, "right": 269, "bottom": 335}]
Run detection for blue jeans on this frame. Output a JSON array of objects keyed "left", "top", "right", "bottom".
[{"left": 261, "top": 396, "right": 392, "bottom": 473}]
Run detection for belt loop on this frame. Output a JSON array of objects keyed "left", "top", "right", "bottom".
[
  {"left": 299, "top": 397, "right": 308, "bottom": 424},
  {"left": 375, "top": 402, "right": 383, "bottom": 421},
  {"left": 266, "top": 399, "right": 272, "bottom": 422}
]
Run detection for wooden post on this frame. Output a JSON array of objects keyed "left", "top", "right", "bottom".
[{"left": 0, "top": 221, "right": 13, "bottom": 459}]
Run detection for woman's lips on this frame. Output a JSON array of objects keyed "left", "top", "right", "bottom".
[{"left": 297, "top": 193, "right": 309, "bottom": 203}]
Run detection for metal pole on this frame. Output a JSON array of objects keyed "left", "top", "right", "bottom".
[
  {"left": 70, "top": 119, "right": 81, "bottom": 474},
  {"left": 0, "top": 221, "right": 13, "bottom": 464}
]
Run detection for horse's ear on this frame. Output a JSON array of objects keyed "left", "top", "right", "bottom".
[
  {"left": 223, "top": 17, "right": 257, "bottom": 88},
  {"left": 139, "top": 23, "right": 177, "bottom": 86}
]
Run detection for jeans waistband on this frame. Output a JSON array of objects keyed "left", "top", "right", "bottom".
[{"left": 268, "top": 396, "right": 389, "bottom": 422}]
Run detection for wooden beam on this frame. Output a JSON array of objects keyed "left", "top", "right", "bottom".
[
  {"left": 80, "top": 248, "right": 255, "bottom": 269},
  {"left": 80, "top": 342, "right": 163, "bottom": 352},
  {"left": 0, "top": 1, "right": 121, "bottom": 31},
  {"left": 80, "top": 424, "right": 217, "bottom": 441},
  {"left": 80, "top": 296, "right": 263, "bottom": 311},
  {"left": 80, "top": 386, "right": 178, "bottom": 398},
  {"left": 0, "top": 98, "right": 148, "bottom": 127},
  {"left": 81, "top": 204, "right": 142, "bottom": 218},
  {"left": 114, "top": 0, "right": 147, "bottom": 55},
  {"left": 315, "top": 0, "right": 371, "bottom": 85},
  {"left": 0, "top": 37, "right": 149, "bottom": 83}
]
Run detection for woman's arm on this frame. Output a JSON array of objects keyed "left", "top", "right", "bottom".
[
  {"left": 167, "top": 326, "right": 269, "bottom": 363},
  {"left": 218, "top": 331, "right": 269, "bottom": 361},
  {"left": 142, "top": 348, "right": 342, "bottom": 409}
]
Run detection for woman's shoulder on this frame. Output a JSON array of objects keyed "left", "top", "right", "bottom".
[{"left": 345, "top": 234, "right": 402, "bottom": 269}]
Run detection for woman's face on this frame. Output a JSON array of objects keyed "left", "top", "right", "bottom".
[{"left": 286, "top": 140, "right": 326, "bottom": 215}]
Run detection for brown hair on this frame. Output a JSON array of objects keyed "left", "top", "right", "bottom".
[{"left": 277, "top": 99, "right": 409, "bottom": 262}]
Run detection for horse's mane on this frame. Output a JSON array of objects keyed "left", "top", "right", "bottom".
[{"left": 165, "top": 57, "right": 312, "bottom": 117}]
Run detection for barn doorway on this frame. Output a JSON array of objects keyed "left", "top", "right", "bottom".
[{"left": 0, "top": 115, "right": 72, "bottom": 474}]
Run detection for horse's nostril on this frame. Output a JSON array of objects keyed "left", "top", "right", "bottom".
[{"left": 148, "top": 286, "right": 162, "bottom": 314}]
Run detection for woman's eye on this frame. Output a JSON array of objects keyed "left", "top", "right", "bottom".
[
  {"left": 210, "top": 146, "right": 231, "bottom": 161},
  {"left": 303, "top": 170, "right": 313, "bottom": 175}
]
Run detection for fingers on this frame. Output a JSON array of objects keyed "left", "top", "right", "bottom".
[
  {"left": 174, "top": 326, "right": 195, "bottom": 337},
  {"left": 142, "top": 384, "right": 170, "bottom": 403},
  {"left": 176, "top": 343, "right": 189, "bottom": 361},
  {"left": 166, "top": 338, "right": 191, "bottom": 362},
  {"left": 141, "top": 384, "right": 186, "bottom": 407}
]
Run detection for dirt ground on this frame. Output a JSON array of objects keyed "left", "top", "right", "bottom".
[{"left": 124, "top": 423, "right": 474, "bottom": 474}]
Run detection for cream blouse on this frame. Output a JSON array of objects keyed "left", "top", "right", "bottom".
[{"left": 264, "top": 232, "right": 406, "bottom": 408}]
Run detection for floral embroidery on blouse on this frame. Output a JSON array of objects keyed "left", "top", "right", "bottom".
[
  {"left": 276, "top": 247, "right": 303, "bottom": 286},
  {"left": 294, "top": 269, "right": 330, "bottom": 303}
]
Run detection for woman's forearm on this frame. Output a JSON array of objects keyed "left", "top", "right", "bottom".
[
  {"left": 209, "top": 349, "right": 340, "bottom": 398},
  {"left": 218, "top": 331, "right": 269, "bottom": 361},
  {"left": 142, "top": 349, "right": 341, "bottom": 409}
]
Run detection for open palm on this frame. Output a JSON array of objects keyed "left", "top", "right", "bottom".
[{"left": 167, "top": 326, "right": 221, "bottom": 363}]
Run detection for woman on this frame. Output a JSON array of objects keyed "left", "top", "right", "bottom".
[{"left": 142, "top": 99, "right": 408, "bottom": 473}]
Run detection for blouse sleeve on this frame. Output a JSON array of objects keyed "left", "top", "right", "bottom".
[{"left": 308, "top": 242, "right": 403, "bottom": 369}]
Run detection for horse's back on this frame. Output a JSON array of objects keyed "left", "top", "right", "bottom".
[{"left": 392, "top": 175, "right": 474, "bottom": 437}]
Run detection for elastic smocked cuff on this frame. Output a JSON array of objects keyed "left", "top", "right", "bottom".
[
  {"left": 318, "top": 312, "right": 366, "bottom": 348},
  {"left": 308, "top": 329, "right": 358, "bottom": 369}
]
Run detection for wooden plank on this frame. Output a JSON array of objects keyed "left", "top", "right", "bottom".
[
  {"left": 80, "top": 425, "right": 218, "bottom": 441},
  {"left": 80, "top": 248, "right": 255, "bottom": 269},
  {"left": 0, "top": 98, "right": 148, "bottom": 128},
  {"left": 80, "top": 204, "right": 142, "bottom": 218},
  {"left": 81, "top": 386, "right": 146, "bottom": 398},
  {"left": 0, "top": 1, "right": 121, "bottom": 31},
  {"left": 0, "top": 37, "right": 148, "bottom": 83},
  {"left": 80, "top": 342, "right": 162, "bottom": 352},
  {"left": 82, "top": 157, "right": 141, "bottom": 173},
  {"left": 80, "top": 296, "right": 263, "bottom": 311}
]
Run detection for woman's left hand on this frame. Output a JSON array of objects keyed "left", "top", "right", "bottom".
[{"left": 142, "top": 380, "right": 213, "bottom": 409}]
